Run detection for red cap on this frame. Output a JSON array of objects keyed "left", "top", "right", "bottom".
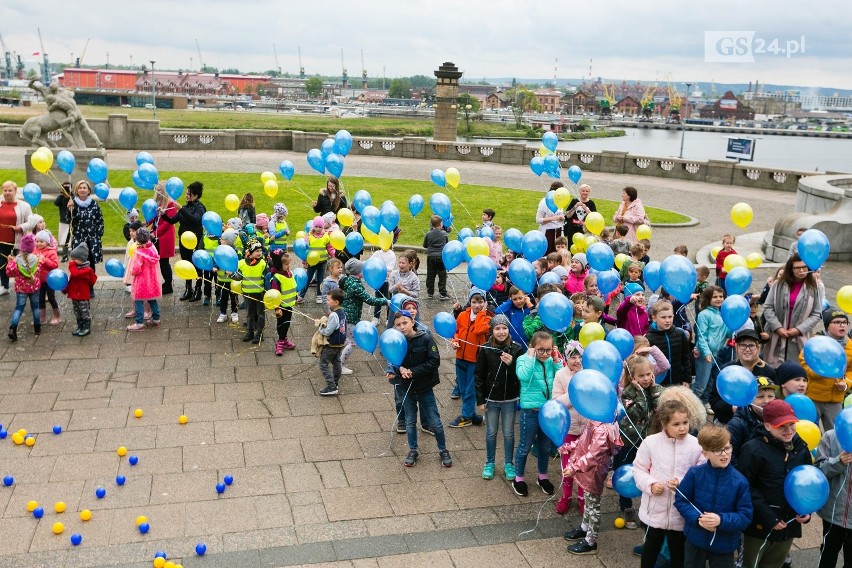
[{"left": 762, "top": 400, "right": 798, "bottom": 428}]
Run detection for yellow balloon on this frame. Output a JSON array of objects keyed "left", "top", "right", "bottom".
[
  {"left": 585, "top": 212, "right": 605, "bottom": 236},
  {"left": 570, "top": 244, "right": 581, "bottom": 255},
  {"left": 230, "top": 280, "right": 242, "bottom": 294},
  {"left": 746, "top": 252, "right": 763, "bottom": 269},
  {"left": 795, "top": 419, "right": 821, "bottom": 451},
  {"left": 723, "top": 254, "right": 747, "bottom": 273},
  {"left": 260, "top": 171, "right": 276, "bottom": 183},
  {"left": 378, "top": 227, "right": 393, "bottom": 251},
  {"left": 337, "top": 208, "right": 354, "bottom": 227},
  {"left": 572, "top": 232, "right": 585, "bottom": 246},
  {"left": 31, "top": 148, "right": 53, "bottom": 173},
  {"left": 553, "top": 187, "right": 570, "bottom": 209},
  {"left": 838, "top": 286, "right": 852, "bottom": 314},
  {"left": 224, "top": 194, "right": 239, "bottom": 212},
  {"left": 615, "top": 253, "right": 629, "bottom": 270},
  {"left": 174, "top": 260, "right": 198, "bottom": 280},
  {"left": 466, "top": 236, "right": 489, "bottom": 258},
  {"left": 539, "top": 144, "right": 553, "bottom": 157},
  {"left": 264, "top": 179, "right": 279, "bottom": 198},
  {"left": 361, "top": 225, "right": 378, "bottom": 245},
  {"left": 445, "top": 167, "right": 460, "bottom": 189},
  {"left": 730, "top": 202, "right": 753, "bottom": 229},
  {"left": 306, "top": 250, "right": 321, "bottom": 266},
  {"left": 579, "top": 323, "right": 605, "bottom": 347},
  {"left": 180, "top": 231, "right": 197, "bottom": 250},
  {"left": 711, "top": 246, "right": 722, "bottom": 260},
  {"left": 295, "top": 230, "right": 306, "bottom": 241},
  {"left": 636, "top": 224, "right": 652, "bottom": 241},
  {"left": 584, "top": 236, "right": 598, "bottom": 250},
  {"left": 329, "top": 230, "right": 346, "bottom": 251},
  {"left": 263, "top": 289, "right": 282, "bottom": 310}
]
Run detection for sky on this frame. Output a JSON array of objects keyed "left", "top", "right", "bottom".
[{"left": 2, "top": 0, "right": 850, "bottom": 91}]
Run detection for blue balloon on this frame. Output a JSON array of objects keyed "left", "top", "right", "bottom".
[
  {"left": 293, "top": 267, "right": 308, "bottom": 292},
  {"left": 379, "top": 328, "right": 407, "bottom": 367},
  {"left": 785, "top": 393, "right": 818, "bottom": 424},
  {"left": 612, "top": 464, "right": 643, "bottom": 499},
  {"left": 93, "top": 182, "right": 110, "bottom": 200},
  {"left": 408, "top": 194, "right": 424, "bottom": 217},
  {"left": 720, "top": 295, "right": 750, "bottom": 331},
  {"left": 725, "top": 266, "right": 752, "bottom": 296},
  {"left": 479, "top": 226, "right": 494, "bottom": 240},
  {"left": 279, "top": 160, "right": 295, "bottom": 181},
  {"left": 202, "top": 211, "right": 223, "bottom": 237},
  {"left": 306, "top": 148, "right": 326, "bottom": 174},
  {"left": 389, "top": 293, "right": 409, "bottom": 314},
  {"left": 131, "top": 170, "right": 148, "bottom": 190},
  {"left": 56, "top": 150, "right": 75, "bottom": 174},
  {"left": 521, "top": 230, "right": 548, "bottom": 261},
  {"left": 135, "top": 151, "right": 154, "bottom": 167},
  {"left": 539, "top": 399, "right": 570, "bottom": 447},
  {"left": 192, "top": 250, "right": 214, "bottom": 272},
  {"left": 583, "top": 340, "right": 623, "bottom": 386},
  {"left": 835, "top": 408, "right": 852, "bottom": 452},
  {"left": 361, "top": 205, "right": 381, "bottom": 234},
  {"left": 798, "top": 229, "right": 830, "bottom": 271},
  {"left": 443, "top": 214, "right": 454, "bottom": 230},
  {"left": 597, "top": 268, "right": 621, "bottom": 295},
  {"left": 105, "top": 258, "right": 125, "bottom": 278},
  {"left": 606, "top": 328, "right": 635, "bottom": 361},
  {"left": 784, "top": 464, "right": 829, "bottom": 516},
  {"left": 292, "top": 239, "right": 308, "bottom": 261},
  {"left": 321, "top": 139, "right": 336, "bottom": 158},
  {"left": 118, "top": 187, "right": 138, "bottom": 210},
  {"left": 46, "top": 269, "right": 68, "bottom": 292},
  {"left": 587, "top": 242, "right": 615, "bottom": 272},
  {"left": 529, "top": 156, "right": 545, "bottom": 177},
  {"left": 430, "top": 169, "right": 446, "bottom": 187},
  {"left": 468, "top": 256, "right": 497, "bottom": 291},
  {"left": 433, "top": 312, "right": 457, "bottom": 339},
  {"left": 140, "top": 199, "right": 158, "bottom": 223},
  {"left": 542, "top": 131, "right": 559, "bottom": 152},
  {"left": 326, "top": 153, "right": 345, "bottom": 178},
  {"left": 568, "top": 369, "right": 618, "bottom": 422},
  {"left": 429, "top": 192, "right": 451, "bottom": 218},
  {"left": 804, "top": 335, "right": 847, "bottom": 379},
  {"left": 442, "top": 240, "right": 465, "bottom": 271},
  {"left": 353, "top": 321, "right": 379, "bottom": 353},
  {"left": 363, "top": 256, "right": 387, "bottom": 290},
  {"left": 86, "top": 158, "right": 108, "bottom": 184},
  {"left": 22, "top": 183, "right": 42, "bottom": 208},
  {"left": 544, "top": 191, "right": 558, "bottom": 213},
  {"left": 334, "top": 130, "right": 353, "bottom": 157},
  {"left": 165, "top": 177, "right": 184, "bottom": 200},
  {"left": 508, "top": 258, "right": 536, "bottom": 294},
  {"left": 660, "top": 254, "right": 697, "bottom": 304},
  {"left": 352, "top": 190, "right": 372, "bottom": 213},
  {"left": 538, "top": 292, "right": 572, "bottom": 333},
  {"left": 568, "top": 165, "right": 583, "bottom": 184},
  {"left": 138, "top": 162, "right": 159, "bottom": 188},
  {"left": 539, "top": 271, "right": 561, "bottom": 286},
  {"left": 457, "top": 227, "right": 474, "bottom": 242},
  {"left": 213, "top": 245, "right": 238, "bottom": 272},
  {"left": 716, "top": 365, "right": 757, "bottom": 408},
  {"left": 643, "top": 261, "right": 662, "bottom": 292},
  {"left": 345, "top": 232, "right": 364, "bottom": 255},
  {"left": 543, "top": 155, "right": 560, "bottom": 178},
  {"left": 380, "top": 203, "right": 400, "bottom": 231}
]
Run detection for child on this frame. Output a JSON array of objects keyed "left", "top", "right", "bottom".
[
  {"left": 6, "top": 234, "right": 41, "bottom": 341},
  {"left": 488, "top": 271, "right": 509, "bottom": 310},
  {"left": 65, "top": 242, "right": 97, "bottom": 337},
  {"left": 815, "top": 427, "right": 852, "bottom": 568},
  {"left": 215, "top": 229, "right": 240, "bottom": 324},
  {"left": 646, "top": 299, "right": 692, "bottom": 386},
  {"left": 693, "top": 286, "right": 730, "bottom": 407},
  {"left": 423, "top": 215, "right": 449, "bottom": 300},
  {"left": 554, "top": 235, "right": 569, "bottom": 254},
  {"left": 599, "top": 228, "right": 612, "bottom": 246},
  {"left": 565, "top": 254, "right": 587, "bottom": 295},
  {"left": 474, "top": 314, "right": 524, "bottom": 481},
  {"left": 620, "top": 243, "right": 646, "bottom": 284},
  {"left": 553, "top": 341, "right": 587, "bottom": 515},
  {"left": 387, "top": 296, "right": 433, "bottom": 432},
  {"left": 673, "top": 245, "right": 688, "bottom": 257},
  {"left": 200, "top": 227, "right": 219, "bottom": 306},
  {"left": 386, "top": 310, "right": 452, "bottom": 468},
  {"left": 54, "top": 181, "right": 71, "bottom": 261},
  {"left": 610, "top": 225, "right": 631, "bottom": 256},
  {"left": 487, "top": 225, "right": 503, "bottom": 265},
  {"left": 238, "top": 192, "right": 256, "bottom": 227},
  {"left": 727, "top": 376, "right": 779, "bottom": 468},
  {"left": 298, "top": 217, "right": 332, "bottom": 304},
  {"left": 449, "top": 288, "right": 492, "bottom": 427},
  {"left": 267, "top": 203, "right": 290, "bottom": 254},
  {"left": 320, "top": 258, "right": 344, "bottom": 315},
  {"left": 122, "top": 221, "right": 140, "bottom": 297},
  {"left": 126, "top": 228, "right": 161, "bottom": 331},
  {"left": 340, "top": 259, "right": 389, "bottom": 371},
  {"left": 584, "top": 295, "right": 616, "bottom": 328},
  {"left": 255, "top": 213, "right": 270, "bottom": 242},
  {"left": 616, "top": 283, "right": 649, "bottom": 336},
  {"left": 545, "top": 252, "right": 562, "bottom": 272},
  {"left": 749, "top": 295, "right": 769, "bottom": 343},
  {"left": 674, "top": 425, "right": 753, "bottom": 568},
  {"left": 268, "top": 249, "right": 298, "bottom": 355},
  {"left": 799, "top": 308, "right": 851, "bottom": 431},
  {"left": 738, "top": 400, "right": 812, "bottom": 568},
  {"left": 512, "top": 330, "right": 560, "bottom": 497},
  {"left": 494, "top": 286, "right": 533, "bottom": 349},
  {"left": 317, "top": 288, "right": 346, "bottom": 396},
  {"left": 34, "top": 229, "right": 61, "bottom": 325},
  {"left": 369, "top": 246, "right": 396, "bottom": 323},
  {"left": 388, "top": 249, "right": 420, "bottom": 302},
  {"left": 480, "top": 208, "right": 495, "bottom": 229},
  {"left": 122, "top": 208, "right": 140, "bottom": 242},
  {"left": 235, "top": 239, "right": 267, "bottom": 344},
  {"left": 633, "top": 336, "right": 672, "bottom": 379},
  {"left": 693, "top": 265, "right": 711, "bottom": 305},
  {"left": 715, "top": 235, "right": 737, "bottom": 288},
  {"left": 561, "top": 407, "right": 623, "bottom": 556},
  {"left": 616, "top": 354, "right": 664, "bottom": 529},
  {"left": 523, "top": 285, "right": 573, "bottom": 354},
  {"left": 632, "top": 399, "right": 705, "bottom": 568},
  {"left": 639, "top": 239, "right": 651, "bottom": 265}
]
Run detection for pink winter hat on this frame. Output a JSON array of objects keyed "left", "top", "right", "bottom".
[
  {"left": 312, "top": 216, "right": 325, "bottom": 229},
  {"left": 19, "top": 233, "right": 35, "bottom": 253}
]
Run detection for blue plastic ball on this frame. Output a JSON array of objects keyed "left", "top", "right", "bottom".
[
  {"left": 195, "top": 543, "right": 207, "bottom": 556},
  {"left": 95, "top": 486, "right": 106, "bottom": 499},
  {"left": 116, "top": 475, "right": 126, "bottom": 486},
  {"left": 154, "top": 551, "right": 167, "bottom": 559},
  {"left": 223, "top": 475, "right": 234, "bottom": 486},
  {"left": 70, "top": 533, "right": 83, "bottom": 546},
  {"left": 0, "top": 430, "right": 6, "bottom": 439},
  {"left": 33, "top": 507, "right": 44, "bottom": 519},
  {"left": 52, "top": 425, "right": 62, "bottom": 434},
  {"left": 3, "top": 475, "right": 13, "bottom": 486},
  {"left": 215, "top": 482, "right": 226, "bottom": 494},
  {"left": 138, "top": 522, "right": 150, "bottom": 534},
  {"left": 128, "top": 455, "right": 139, "bottom": 466}
]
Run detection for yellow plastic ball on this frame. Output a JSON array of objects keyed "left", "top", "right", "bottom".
[
  {"left": 117, "top": 446, "right": 128, "bottom": 457},
  {"left": 134, "top": 408, "right": 144, "bottom": 419},
  {"left": 153, "top": 558, "right": 166, "bottom": 568},
  {"left": 52, "top": 522, "right": 64, "bottom": 535},
  {"left": 136, "top": 515, "right": 148, "bottom": 527},
  {"left": 26, "top": 500, "right": 38, "bottom": 512},
  {"left": 178, "top": 415, "right": 189, "bottom": 425},
  {"left": 54, "top": 501, "right": 66, "bottom": 514},
  {"left": 164, "top": 562, "right": 176, "bottom": 568},
  {"left": 11, "top": 433, "right": 24, "bottom": 445},
  {"left": 80, "top": 509, "right": 92, "bottom": 521},
  {"left": 16, "top": 429, "right": 27, "bottom": 438},
  {"left": 25, "top": 436, "right": 35, "bottom": 447},
  {"left": 614, "top": 517, "right": 626, "bottom": 529}
]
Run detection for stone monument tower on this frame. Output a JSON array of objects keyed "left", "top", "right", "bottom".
[{"left": 433, "top": 62, "right": 463, "bottom": 142}]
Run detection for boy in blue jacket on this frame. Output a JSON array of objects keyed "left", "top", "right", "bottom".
[
  {"left": 494, "top": 286, "right": 532, "bottom": 349},
  {"left": 675, "top": 424, "right": 753, "bottom": 568}
]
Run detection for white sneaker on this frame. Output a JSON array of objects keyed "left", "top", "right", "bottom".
[
  {"left": 340, "top": 366, "right": 354, "bottom": 375},
  {"left": 230, "top": 312, "right": 239, "bottom": 323},
  {"left": 370, "top": 318, "right": 379, "bottom": 326},
  {"left": 0, "top": 286, "right": 8, "bottom": 296},
  {"left": 315, "top": 296, "right": 323, "bottom": 304},
  {"left": 704, "top": 403, "right": 715, "bottom": 415},
  {"left": 216, "top": 313, "right": 227, "bottom": 323}
]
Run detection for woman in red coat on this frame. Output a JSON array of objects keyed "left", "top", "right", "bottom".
[{"left": 150, "top": 185, "right": 176, "bottom": 295}]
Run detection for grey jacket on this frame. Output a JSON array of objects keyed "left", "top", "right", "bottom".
[
  {"left": 816, "top": 428, "right": 852, "bottom": 528},
  {"left": 762, "top": 279, "right": 822, "bottom": 366}
]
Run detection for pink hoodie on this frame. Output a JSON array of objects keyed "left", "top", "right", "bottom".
[
  {"left": 563, "top": 421, "right": 622, "bottom": 495},
  {"left": 130, "top": 242, "right": 162, "bottom": 301},
  {"left": 564, "top": 270, "right": 587, "bottom": 295}
]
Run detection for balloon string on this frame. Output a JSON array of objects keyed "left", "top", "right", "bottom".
[{"left": 818, "top": 464, "right": 850, "bottom": 566}]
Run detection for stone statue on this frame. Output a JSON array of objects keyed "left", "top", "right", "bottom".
[{"left": 19, "top": 80, "right": 104, "bottom": 150}]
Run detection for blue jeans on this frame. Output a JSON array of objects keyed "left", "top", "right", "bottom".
[
  {"left": 693, "top": 353, "right": 716, "bottom": 403},
  {"left": 455, "top": 360, "right": 477, "bottom": 418},
  {"left": 514, "top": 409, "right": 550, "bottom": 479},
  {"left": 135, "top": 299, "right": 160, "bottom": 324},
  {"left": 299, "top": 261, "right": 326, "bottom": 299},
  {"left": 612, "top": 444, "right": 638, "bottom": 511},
  {"left": 485, "top": 400, "right": 516, "bottom": 465},
  {"left": 402, "top": 388, "right": 446, "bottom": 451},
  {"left": 394, "top": 382, "right": 430, "bottom": 429},
  {"left": 11, "top": 292, "right": 40, "bottom": 327}
]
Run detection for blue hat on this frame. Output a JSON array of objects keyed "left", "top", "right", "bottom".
[
  {"left": 624, "top": 282, "right": 644, "bottom": 297},
  {"left": 467, "top": 287, "right": 486, "bottom": 303}
]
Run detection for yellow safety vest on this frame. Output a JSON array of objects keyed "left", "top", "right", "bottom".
[
  {"left": 269, "top": 221, "right": 289, "bottom": 248},
  {"left": 203, "top": 235, "right": 219, "bottom": 253},
  {"left": 237, "top": 259, "right": 267, "bottom": 294},
  {"left": 308, "top": 233, "right": 330, "bottom": 263},
  {"left": 273, "top": 273, "right": 298, "bottom": 308}
]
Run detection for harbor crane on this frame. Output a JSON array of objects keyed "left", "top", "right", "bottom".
[
  {"left": 272, "top": 43, "right": 281, "bottom": 75},
  {"left": 666, "top": 75, "right": 681, "bottom": 124},
  {"left": 195, "top": 39, "right": 205, "bottom": 72},
  {"left": 297, "top": 46, "right": 305, "bottom": 79},
  {"left": 37, "top": 27, "right": 50, "bottom": 85},
  {"left": 0, "top": 31, "right": 13, "bottom": 81},
  {"left": 75, "top": 38, "right": 90, "bottom": 68},
  {"left": 640, "top": 84, "right": 657, "bottom": 121},
  {"left": 600, "top": 82, "right": 616, "bottom": 119},
  {"left": 340, "top": 48, "right": 348, "bottom": 88},
  {"left": 361, "top": 49, "right": 367, "bottom": 89}
]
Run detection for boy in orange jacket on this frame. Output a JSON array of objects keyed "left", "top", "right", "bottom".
[{"left": 449, "top": 287, "right": 492, "bottom": 427}]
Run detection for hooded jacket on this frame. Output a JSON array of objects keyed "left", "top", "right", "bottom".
[
  {"left": 474, "top": 337, "right": 524, "bottom": 405},
  {"left": 453, "top": 307, "right": 492, "bottom": 363},
  {"left": 564, "top": 270, "right": 587, "bottom": 295},
  {"left": 727, "top": 405, "right": 766, "bottom": 469},
  {"left": 390, "top": 329, "right": 440, "bottom": 395},
  {"left": 34, "top": 246, "right": 58, "bottom": 283},
  {"left": 695, "top": 305, "right": 731, "bottom": 357},
  {"left": 616, "top": 297, "right": 649, "bottom": 336},
  {"left": 816, "top": 428, "right": 852, "bottom": 528},
  {"left": 564, "top": 421, "right": 622, "bottom": 495},
  {"left": 66, "top": 261, "right": 97, "bottom": 301},
  {"left": 620, "top": 383, "right": 664, "bottom": 450},
  {"left": 799, "top": 334, "right": 852, "bottom": 404},
  {"left": 5, "top": 253, "right": 41, "bottom": 294},
  {"left": 341, "top": 275, "right": 386, "bottom": 326},
  {"left": 130, "top": 242, "right": 162, "bottom": 301},
  {"left": 646, "top": 323, "right": 692, "bottom": 385},
  {"left": 515, "top": 353, "right": 559, "bottom": 410},
  {"left": 494, "top": 299, "right": 531, "bottom": 348}
]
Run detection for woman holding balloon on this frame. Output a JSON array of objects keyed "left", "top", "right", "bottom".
[
  {"left": 536, "top": 182, "right": 565, "bottom": 255},
  {"left": 150, "top": 184, "right": 176, "bottom": 295},
  {"left": 612, "top": 186, "right": 647, "bottom": 243},
  {"left": 563, "top": 184, "right": 597, "bottom": 243},
  {"left": 67, "top": 180, "right": 104, "bottom": 289},
  {"left": 160, "top": 181, "right": 206, "bottom": 301},
  {"left": 0, "top": 180, "right": 34, "bottom": 296},
  {"left": 312, "top": 177, "right": 348, "bottom": 217}
]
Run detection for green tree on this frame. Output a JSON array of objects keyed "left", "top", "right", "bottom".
[
  {"left": 409, "top": 75, "right": 435, "bottom": 89},
  {"left": 305, "top": 76, "right": 323, "bottom": 98},
  {"left": 507, "top": 88, "right": 540, "bottom": 129},
  {"left": 457, "top": 93, "right": 481, "bottom": 134},
  {"left": 27, "top": 68, "right": 37, "bottom": 80},
  {"left": 388, "top": 78, "right": 412, "bottom": 99}
]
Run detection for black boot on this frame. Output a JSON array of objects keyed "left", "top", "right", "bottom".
[
  {"left": 8, "top": 325, "right": 17, "bottom": 342},
  {"left": 179, "top": 281, "right": 192, "bottom": 301},
  {"left": 61, "top": 245, "right": 69, "bottom": 263},
  {"left": 251, "top": 331, "right": 262, "bottom": 345},
  {"left": 188, "top": 281, "right": 202, "bottom": 302},
  {"left": 242, "top": 329, "right": 255, "bottom": 342},
  {"left": 79, "top": 322, "right": 91, "bottom": 337},
  {"left": 34, "top": 323, "right": 41, "bottom": 336}
]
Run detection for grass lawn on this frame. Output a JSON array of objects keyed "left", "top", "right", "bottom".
[{"left": 0, "top": 169, "right": 688, "bottom": 247}]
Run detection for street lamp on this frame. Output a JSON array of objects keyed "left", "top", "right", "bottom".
[
  {"left": 678, "top": 82, "right": 693, "bottom": 158},
  {"left": 150, "top": 60, "right": 157, "bottom": 119}
]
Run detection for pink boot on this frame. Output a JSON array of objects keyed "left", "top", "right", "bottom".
[
  {"left": 555, "top": 494, "right": 572, "bottom": 515},
  {"left": 282, "top": 338, "right": 296, "bottom": 350},
  {"left": 275, "top": 340, "right": 285, "bottom": 356}
]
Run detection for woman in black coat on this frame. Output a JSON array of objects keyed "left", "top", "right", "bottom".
[
  {"left": 160, "top": 181, "right": 206, "bottom": 301},
  {"left": 312, "top": 176, "right": 348, "bottom": 217}
]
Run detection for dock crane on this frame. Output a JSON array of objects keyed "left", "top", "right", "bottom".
[
  {"left": 665, "top": 75, "right": 681, "bottom": 124},
  {"left": 75, "top": 38, "right": 90, "bottom": 68},
  {"left": 640, "top": 84, "right": 657, "bottom": 122},
  {"left": 297, "top": 46, "right": 305, "bottom": 79},
  {"left": 37, "top": 27, "right": 50, "bottom": 85},
  {"left": 600, "top": 82, "right": 616, "bottom": 119},
  {"left": 360, "top": 49, "right": 367, "bottom": 89},
  {"left": 195, "top": 38, "right": 205, "bottom": 73},
  {"left": 0, "top": 31, "right": 13, "bottom": 81},
  {"left": 272, "top": 43, "right": 281, "bottom": 75},
  {"left": 340, "top": 48, "right": 348, "bottom": 88}
]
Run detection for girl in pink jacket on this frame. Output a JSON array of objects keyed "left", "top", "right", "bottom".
[
  {"left": 552, "top": 341, "right": 587, "bottom": 515},
  {"left": 126, "top": 228, "right": 162, "bottom": 331},
  {"left": 632, "top": 399, "right": 705, "bottom": 568}
]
